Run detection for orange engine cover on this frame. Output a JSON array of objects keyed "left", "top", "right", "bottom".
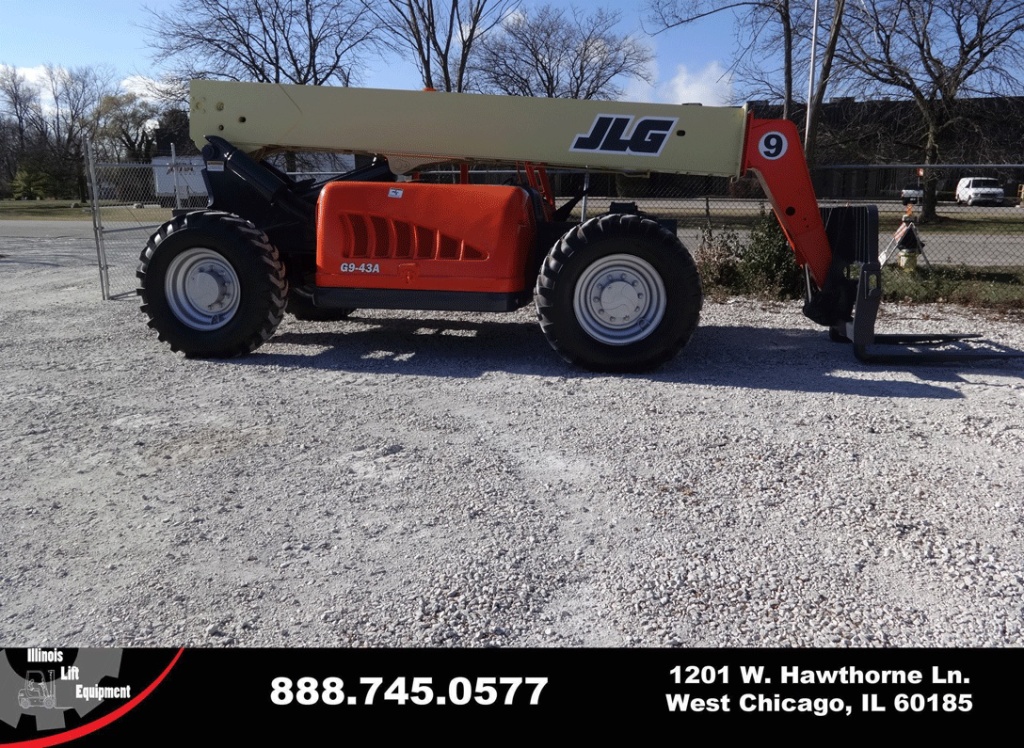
[{"left": 316, "top": 182, "right": 537, "bottom": 293}]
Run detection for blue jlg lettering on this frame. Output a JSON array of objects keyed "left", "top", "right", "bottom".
[{"left": 571, "top": 115, "right": 677, "bottom": 156}]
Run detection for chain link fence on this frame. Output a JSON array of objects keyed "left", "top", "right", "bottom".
[
  {"left": 588, "top": 165, "right": 1022, "bottom": 305},
  {"left": 815, "top": 165, "right": 1024, "bottom": 305},
  {"left": 87, "top": 144, "right": 206, "bottom": 299},
  {"left": 88, "top": 152, "right": 1024, "bottom": 305}
]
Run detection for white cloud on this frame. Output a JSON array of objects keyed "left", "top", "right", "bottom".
[
  {"left": 15, "top": 65, "right": 50, "bottom": 88},
  {"left": 121, "top": 74, "right": 161, "bottom": 100},
  {"left": 8, "top": 65, "right": 54, "bottom": 111},
  {"left": 621, "top": 60, "right": 733, "bottom": 106},
  {"left": 662, "top": 62, "right": 732, "bottom": 106},
  {"left": 9, "top": 65, "right": 50, "bottom": 93},
  {"left": 621, "top": 59, "right": 659, "bottom": 103},
  {"left": 499, "top": 7, "right": 526, "bottom": 26}
]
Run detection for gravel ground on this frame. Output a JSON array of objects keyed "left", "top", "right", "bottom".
[{"left": 1, "top": 223, "right": 1023, "bottom": 649}]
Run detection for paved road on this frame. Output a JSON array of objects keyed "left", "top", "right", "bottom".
[{"left": 0, "top": 220, "right": 96, "bottom": 239}]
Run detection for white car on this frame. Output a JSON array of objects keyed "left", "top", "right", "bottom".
[{"left": 955, "top": 177, "right": 1004, "bottom": 206}]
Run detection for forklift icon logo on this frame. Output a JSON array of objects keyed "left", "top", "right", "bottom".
[
  {"left": 1, "top": 649, "right": 125, "bottom": 731},
  {"left": 571, "top": 115, "right": 677, "bottom": 156},
  {"left": 17, "top": 670, "right": 59, "bottom": 711}
]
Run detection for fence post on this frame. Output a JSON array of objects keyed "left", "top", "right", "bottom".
[
  {"left": 581, "top": 172, "right": 590, "bottom": 222},
  {"left": 171, "top": 142, "right": 182, "bottom": 210},
  {"left": 85, "top": 141, "right": 110, "bottom": 300}
]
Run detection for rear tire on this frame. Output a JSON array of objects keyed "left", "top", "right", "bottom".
[
  {"left": 535, "top": 214, "right": 702, "bottom": 372},
  {"left": 137, "top": 211, "right": 287, "bottom": 357}
]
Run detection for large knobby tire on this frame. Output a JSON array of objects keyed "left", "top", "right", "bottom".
[
  {"left": 137, "top": 211, "right": 287, "bottom": 357},
  {"left": 535, "top": 214, "right": 703, "bottom": 372},
  {"left": 286, "top": 286, "right": 355, "bottom": 322}
]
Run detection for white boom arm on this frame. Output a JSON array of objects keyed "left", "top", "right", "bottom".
[{"left": 189, "top": 79, "right": 749, "bottom": 177}]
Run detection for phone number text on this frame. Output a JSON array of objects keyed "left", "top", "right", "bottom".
[{"left": 271, "top": 676, "right": 548, "bottom": 707}]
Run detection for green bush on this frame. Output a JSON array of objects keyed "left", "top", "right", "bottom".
[
  {"left": 11, "top": 168, "right": 52, "bottom": 200},
  {"left": 693, "top": 205, "right": 1024, "bottom": 309},
  {"left": 738, "top": 206, "right": 804, "bottom": 299},
  {"left": 694, "top": 222, "right": 743, "bottom": 295},
  {"left": 695, "top": 206, "right": 804, "bottom": 300}
]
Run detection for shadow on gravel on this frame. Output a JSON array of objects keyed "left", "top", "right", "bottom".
[
  {"left": 217, "top": 313, "right": 1022, "bottom": 398},
  {"left": 657, "top": 325, "right": 1022, "bottom": 398},
  {"left": 241, "top": 315, "right": 557, "bottom": 378}
]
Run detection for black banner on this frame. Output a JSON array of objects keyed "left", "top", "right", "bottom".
[{"left": 0, "top": 647, "right": 1018, "bottom": 744}]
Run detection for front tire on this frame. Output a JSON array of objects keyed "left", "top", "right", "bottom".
[
  {"left": 137, "top": 211, "right": 287, "bottom": 357},
  {"left": 535, "top": 214, "right": 702, "bottom": 372}
]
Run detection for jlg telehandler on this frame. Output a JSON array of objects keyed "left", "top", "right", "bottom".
[{"left": 137, "top": 80, "right": 1003, "bottom": 371}]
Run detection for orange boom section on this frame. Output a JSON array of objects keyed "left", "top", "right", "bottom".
[
  {"left": 316, "top": 182, "right": 536, "bottom": 293},
  {"left": 742, "top": 117, "right": 832, "bottom": 288}
]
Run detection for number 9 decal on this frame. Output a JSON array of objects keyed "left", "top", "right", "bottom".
[{"left": 757, "top": 131, "right": 788, "bottom": 160}]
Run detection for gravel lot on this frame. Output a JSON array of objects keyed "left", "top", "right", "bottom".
[{"left": 1, "top": 222, "right": 1023, "bottom": 648}]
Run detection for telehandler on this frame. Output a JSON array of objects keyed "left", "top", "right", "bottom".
[{"left": 137, "top": 80, "right": 1004, "bottom": 371}]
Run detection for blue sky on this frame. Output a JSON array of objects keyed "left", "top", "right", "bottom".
[{"left": 0, "top": 0, "right": 738, "bottom": 104}]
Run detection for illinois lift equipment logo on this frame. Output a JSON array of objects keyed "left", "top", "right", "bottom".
[
  {"left": 0, "top": 648, "right": 182, "bottom": 745},
  {"left": 571, "top": 115, "right": 678, "bottom": 156}
]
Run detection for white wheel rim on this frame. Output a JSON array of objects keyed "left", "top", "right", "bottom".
[
  {"left": 164, "top": 248, "right": 241, "bottom": 331},
  {"left": 573, "top": 253, "right": 666, "bottom": 345}
]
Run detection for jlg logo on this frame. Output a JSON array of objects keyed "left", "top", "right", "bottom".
[{"left": 571, "top": 115, "right": 677, "bottom": 156}]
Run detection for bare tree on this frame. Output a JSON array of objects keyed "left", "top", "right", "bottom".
[
  {"left": 43, "top": 65, "right": 119, "bottom": 198},
  {"left": 646, "top": 0, "right": 798, "bottom": 118},
  {"left": 141, "top": 76, "right": 192, "bottom": 111},
  {"left": 1, "top": 66, "right": 52, "bottom": 196},
  {"left": 0, "top": 120, "right": 16, "bottom": 195},
  {"left": 836, "top": 0, "right": 1024, "bottom": 219},
  {"left": 93, "top": 92, "right": 161, "bottom": 162},
  {"left": 0, "top": 64, "right": 126, "bottom": 197},
  {"left": 803, "top": 0, "right": 845, "bottom": 164},
  {"left": 144, "top": 0, "right": 379, "bottom": 85},
  {"left": 0, "top": 65, "right": 44, "bottom": 153},
  {"left": 367, "top": 0, "right": 518, "bottom": 92},
  {"left": 475, "top": 4, "right": 653, "bottom": 100},
  {"left": 44, "top": 65, "right": 117, "bottom": 154},
  {"left": 646, "top": 0, "right": 847, "bottom": 162}
]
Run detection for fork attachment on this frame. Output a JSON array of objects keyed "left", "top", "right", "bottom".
[{"left": 819, "top": 206, "right": 1023, "bottom": 364}]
